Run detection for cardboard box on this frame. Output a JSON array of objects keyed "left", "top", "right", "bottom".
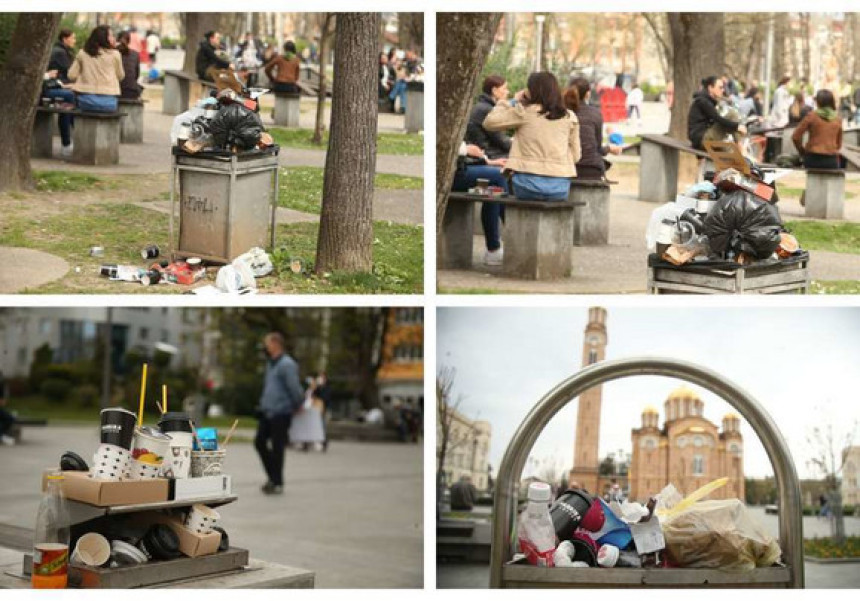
[
  {"left": 170, "top": 475, "right": 232, "bottom": 501},
  {"left": 136, "top": 513, "right": 222, "bottom": 558},
  {"left": 42, "top": 470, "right": 169, "bottom": 507}
]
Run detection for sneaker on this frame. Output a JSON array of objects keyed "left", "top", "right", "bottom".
[
  {"left": 484, "top": 247, "right": 504, "bottom": 266},
  {"left": 262, "top": 483, "right": 283, "bottom": 495},
  {"left": 60, "top": 144, "right": 73, "bottom": 158},
  {"left": 1, "top": 435, "right": 15, "bottom": 446}
]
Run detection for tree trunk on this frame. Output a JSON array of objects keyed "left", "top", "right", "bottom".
[
  {"left": 642, "top": 13, "right": 673, "bottom": 83},
  {"left": 398, "top": 13, "right": 424, "bottom": 55},
  {"left": 314, "top": 13, "right": 378, "bottom": 274},
  {"left": 182, "top": 13, "right": 221, "bottom": 74},
  {"left": 772, "top": 13, "right": 788, "bottom": 84},
  {"left": 312, "top": 14, "right": 335, "bottom": 146},
  {"left": 851, "top": 14, "right": 860, "bottom": 83},
  {"left": 800, "top": 13, "right": 811, "bottom": 82},
  {"left": 667, "top": 13, "right": 725, "bottom": 140},
  {"left": 0, "top": 13, "right": 61, "bottom": 193},
  {"left": 435, "top": 13, "right": 501, "bottom": 240}
]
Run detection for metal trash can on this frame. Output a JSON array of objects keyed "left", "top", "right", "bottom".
[
  {"left": 169, "top": 147, "right": 279, "bottom": 264},
  {"left": 490, "top": 357, "right": 803, "bottom": 588}
]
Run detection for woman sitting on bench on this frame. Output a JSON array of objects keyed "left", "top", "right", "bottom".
[
  {"left": 483, "top": 71, "right": 581, "bottom": 201},
  {"left": 264, "top": 41, "right": 302, "bottom": 95},
  {"left": 792, "top": 89, "right": 843, "bottom": 170},
  {"left": 68, "top": 25, "right": 124, "bottom": 113},
  {"left": 565, "top": 77, "right": 622, "bottom": 181}
]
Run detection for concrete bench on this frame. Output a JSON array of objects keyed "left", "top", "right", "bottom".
[
  {"left": 442, "top": 192, "right": 584, "bottom": 280},
  {"left": 272, "top": 92, "right": 301, "bottom": 127},
  {"left": 163, "top": 70, "right": 217, "bottom": 115},
  {"left": 405, "top": 81, "right": 424, "bottom": 133},
  {"left": 118, "top": 97, "right": 145, "bottom": 143},
  {"left": 804, "top": 168, "right": 845, "bottom": 219},
  {"left": 6, "top": 418, "right": 47, "bottom": 444},
  {"left": 33, "top": 106, "right": 125, "bottom": 165},
  {"left": 569, "top": 179, "right": 610, "bottom": 245},
  {"left": 638, "top": 133, "right": 709, "bottom": 202}
]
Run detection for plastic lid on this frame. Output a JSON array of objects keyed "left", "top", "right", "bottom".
[{"left": 527, "top": 481, "right": 551, "bottom": 502}]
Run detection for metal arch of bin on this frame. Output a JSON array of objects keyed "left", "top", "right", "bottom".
[{"left": 489, "top": 356, "right": 804, "bottom": 588}]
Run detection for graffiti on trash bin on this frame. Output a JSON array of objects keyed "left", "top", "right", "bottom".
[{"left": 183, "top": 195, "right": 218, "bottom": 214}]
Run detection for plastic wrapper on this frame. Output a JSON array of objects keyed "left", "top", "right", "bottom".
[
  {"left": 645, "top": 203, "right": 689, "bottom": 253},
  {"left": 209, "top": 103, "right": 265, "bottom": 150},
  {"left": 702, "top": 190, "right": 783, "bottom": 259},
  {"left": 661, "top": 499, "right": 782, "bottom": 571}
]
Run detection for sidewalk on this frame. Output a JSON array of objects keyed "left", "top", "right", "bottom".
[{"left": 0, "top": 425, "right": 422, "bottom": 588}]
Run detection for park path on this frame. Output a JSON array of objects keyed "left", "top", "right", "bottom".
[
  {"left": 0, "top": 425, "right": 422, "bottom": 588},
  {"left": 30, "top": 102, "right": 423, "bottom": 178},
  {"left": 438, "top": 163, "right": 860, "bottom": 294}
]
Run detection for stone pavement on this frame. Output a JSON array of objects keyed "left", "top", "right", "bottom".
[
  {"left": 0, "top": 425, "right": 422, "bottom": 588},
  {"left": 0, "top": 248, "right": 69, "bottom": 293}
]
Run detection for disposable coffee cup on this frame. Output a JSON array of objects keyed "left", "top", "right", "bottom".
[
  {"left": 90, "top": 443, "right": 131, "bottom": 481},
  {"left": 100, "top": 408, "right": 137, "bottom": 450},
  {"left": 184, "top": 504, "right": 220, "bottom": 535},
  {"left": 140, "top": 270, "right": 161, "bottom": 286},
  {"left": 99, "top": 264, "right": 119, "bottom": 278},
  {"left": 131, "top": 458, "right": 161, "bottom": 480},
  {"left": 132, "top": 426, "right": 172, "bottom": 467},
  {"left": 191, "top": 450, "right": 225, "bottom": 478},
  {"left": 158, "top": 412, "right": 193, "bottom": 434},
  {"left": 140, "top": 245, "right": 160, "bottom": 260},
  {"left": 72, "top": 533, "right": 110, "bottom": 567}
]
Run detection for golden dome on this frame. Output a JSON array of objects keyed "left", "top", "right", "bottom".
[
  {"left": 724, "top": 412, "right": 741, "bottom": 420},
  {"left": 642, "top": 405, "right": 659, "bottom": 414},
  {"left": 666, "top": 386, "right": 701, "bottom": 402}
]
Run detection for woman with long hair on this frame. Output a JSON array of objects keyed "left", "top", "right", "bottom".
[
  {"left": 565, "top": 77, "right": 621, "bottom": 181},
  {"left": 115, "top": 30, "right": 142, "bottom": 100},
  {"left": 792, "top": 89, "right": 843, "bottom": 170},
  {"left": 68, "top": 24, "right": 123, "bottom": 112},
  {"left": 483, "top": 71, "right": 581, "bottom": 200}
]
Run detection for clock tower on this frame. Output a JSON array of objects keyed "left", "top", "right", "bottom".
[{"left": 568, "top": 307, "right": 607, "bottom": 493}]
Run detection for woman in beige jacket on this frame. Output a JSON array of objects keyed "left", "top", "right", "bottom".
[
  {"left": 68, "top": 25, "right": 124, "bottom": 113},
  {"left": 483, "top": 71, "right": 581, "bottom": 200}
]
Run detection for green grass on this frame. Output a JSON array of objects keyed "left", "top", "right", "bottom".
[
  {"left": 268, "top": 128, "right": 424, "bottom": 156},
  {"left": 804, "top": 536, "right": 860, "bottom": 559},
  {"left": 810, "top": 280, "right": 860, "bottom": 294},
  {"left": 278, "top": 167, "right": 422, "bottom": 214},
  {"left": 437, "top": 287, "right": 502, "bottom": 295},
  {"left": 266, "top": 220, "right": 423, "bottom": 294},
  {"left": 779, "top": 186, "right": 856, "bottom": 200},
  {"left": 784, "top": 221, "right": 860, "bottom": 254},
  {"left": 33, "top": 170, "right": 116, "bottom": 193}
]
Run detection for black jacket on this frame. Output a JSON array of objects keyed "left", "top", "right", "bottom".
[
  {"left": 195, "top": 40, "right": 231, "bottom": 80},
  {"left": 574, "top": 104, "right": 606, "bottom": 173},
  {"left": 48, "top": 42, "right": 74, "bottom": 83},
  {"left": 465, "top": 94, "right": 511, "bottom": 159},
  {"left": 688, "top": 90, "right": 740, "bottom": 150}
]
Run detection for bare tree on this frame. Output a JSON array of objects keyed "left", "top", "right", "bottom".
[
  {"left": 0, "top": 13, "right": 61, "bottom": 193},
  {"left": 807, "top": 421, "right": 857, "bottom": 544},
  {"left": 667, "top": 13, "right": 725, "bottom": 140},
  {"left": 435, "top": 13, "right": 502, "bottom": 245},
  {"left": 182, "top": 13, "right": 221, "bottom": 74},
  {"left": 436, "top": 366, "right": 480, "bottom": 514},
  {"left": 772, "top": 13, "right": 789, "bottom": 84},
  {"left": 314, "top": 13, "right": 378, "bottom": 274},
  {"left": 312, "top": 13, "right": 336, "bottom": 146},
  {"left": 642, "top": 13, "right": 673, "bottom": 84},
  {"left": 397, "top": 13, "right": 424, "bottom": 55}
]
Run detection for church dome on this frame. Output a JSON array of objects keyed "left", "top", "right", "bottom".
[
  {"left": 666, "top": 386, "right": 701, "bottom": 402},
  {"left": 642, "top": 405, "right": 659, "bottom": 414},
  {"left": 723, "top": 412, "right": 741, "bottom": 420}
]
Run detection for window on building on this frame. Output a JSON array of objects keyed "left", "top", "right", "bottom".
[
  {"left": 693, "top": 435, "right": 703, "bottom": 447},
  {"left": 729, "top": 443, "right": 741, "bottom": 455},
  {"left": 17, "top": 347, "right": 27, "bottom": 366},
  {"left": 39, "top": 319, "right": 51, "bottom": 335},
  {"left": 588, "top": 349, "right": 598, "bottom": 364},
  {"left": 139, "top": 327, "right": 149, "bottom": 341},
  {"left": 693, "top": 455, "right": 704, "bottom": 476}
]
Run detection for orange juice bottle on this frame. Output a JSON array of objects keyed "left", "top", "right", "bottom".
[{"left": 32, "top": 473, "right": 69, "bottom": 589}]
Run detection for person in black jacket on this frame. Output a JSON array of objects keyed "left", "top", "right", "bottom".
[
  {"left": 688, "top": 75, "right": 746, "bottom": 150},
  {"left": 195, "top": 31, "right": 233, "bottom": 82},
  {"left": 45, "top": 29, "right": 77, "bottom": 157},
  {"left": 48, "top": 29, "right": 76, "bottom": 84},
  {"left": 566, "top": 77, "right": 622, "bottom": 180},
  {"left": 465, "top": 75, "right": 512, "bottom": 159}
]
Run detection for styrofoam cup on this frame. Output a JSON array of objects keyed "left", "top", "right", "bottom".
[{"left": 72, "top": 533, "right": 110, "bottom": 567}]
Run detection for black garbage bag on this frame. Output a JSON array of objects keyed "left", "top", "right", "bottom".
[
  {"left": 209, "top": 103, "right": 264, "bottom": 150},
  {"left": 702, "top": 190, "right": 783, "bottom": 259}
]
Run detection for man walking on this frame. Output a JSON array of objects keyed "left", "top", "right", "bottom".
[{"left": 255, "top": 332, "right": 304, "bottom": 495}]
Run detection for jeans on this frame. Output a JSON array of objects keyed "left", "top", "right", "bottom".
[
  {"left": 389, "top": 79, "right": 407, "bottom": 110},
  {"left": 452, "top": 164, "right": 509, "bottom": 251},
  {"left": 254, "top": 414, "right": 292, "bottom": 486},
  {"left": 77, "top": 94, "right": 117, "bottom": 113},
  {"left": 44, "top": 88, "right": 75, "bottom": 146},
  {"left": 627, "top": 105, "right": 640, "bottom": 120},
  {"left": 512, "top": 172, "right": 570, "bottom": 201}
]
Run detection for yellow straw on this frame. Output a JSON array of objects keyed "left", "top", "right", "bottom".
[
  {"left": 138, "top": 363, "right": 148, "bottom": 427},
  {"left": 162, "top": 384, "right": 167, "bottom": 414}
]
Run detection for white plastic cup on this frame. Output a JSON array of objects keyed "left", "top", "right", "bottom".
[
  {"left": 184, "top": 504, "right": 220, "bottom": 535},
  {"left": 71, "top": 533, "right": 111, "bottom": 567},
  {"left": 163, "top": 431, "right": 194, "bottom": 479},
  {"left": 132, "top": 459, "right": 161, "bottom": 480}
]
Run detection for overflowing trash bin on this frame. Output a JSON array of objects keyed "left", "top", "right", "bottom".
[{"left": 490, "top": 357, "right": 804, "bottom": 588}]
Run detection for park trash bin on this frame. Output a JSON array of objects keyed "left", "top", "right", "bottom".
[
  {"left": 169, "top": 146, "right": 280, "bottom": 264},
  {"left": 490, "top": 357, "right": 804, "bottom": 588}
]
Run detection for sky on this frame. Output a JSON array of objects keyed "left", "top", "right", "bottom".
[{"left": 437, "top": 306, "right": 860, "bottom": 483}]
